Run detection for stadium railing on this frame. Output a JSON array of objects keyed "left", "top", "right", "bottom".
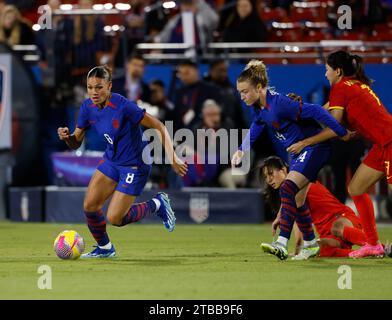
[{"left": 136, "top": 41, "right": 392, "bottom": 63}]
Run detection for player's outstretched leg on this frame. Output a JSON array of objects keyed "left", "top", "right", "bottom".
[
  {"left": 260, "top": 241, "right": 288, "bottom": 260},
  {"left": 155, "top": 192, "right": 176, "bottom": 232}
]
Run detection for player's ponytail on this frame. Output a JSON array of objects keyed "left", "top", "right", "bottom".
[
  {"left": 258, "top": 156, "right": 288, "bottom": 214},
  {"left": 327, "top": 50, "right": 373, "bottom": 86},
  {"left": 87, "top": 65, "right": 112, "bottom": 82},
  {"left": 237, "top": 59, "right": 269, "bottom": 88},
  {"left": 351, "top": 54, "right": 373, "bottom": 86}
]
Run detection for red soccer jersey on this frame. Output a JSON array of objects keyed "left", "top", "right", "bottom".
[
  {"left": 306, "top": 181, "right": 357, "bottom": 237},
  {"left": 329, "top": 77, "right": 392, "bottom": 146}
]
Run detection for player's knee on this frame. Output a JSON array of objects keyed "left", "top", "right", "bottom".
[
  {"left": 107, "top": 214, "right": 122, "bottom": 227},
  {"left": 83, "top": 200, "right": 104, "bottom": 213}
]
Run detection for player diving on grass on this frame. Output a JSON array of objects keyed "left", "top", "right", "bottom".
[
  {"left": 287, "top": 50, "right": 392, "bottom": 258},
  {"left": 259, "top": 156, "right": 391, "bottom": 258},
  {"left": 58, "top": 65, "right": 188, "bottom": 258},
  {"left": 231, "top": 60, "right": 350, "bottom": 260}
]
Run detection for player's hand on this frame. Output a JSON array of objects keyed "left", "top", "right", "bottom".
[
  {"left": 341, "top": 130, "right": 357, "bottom": 142},
  {"left": 172, "top": 156, "right": 188, "bottom": 177},
  {"left": 286, "top": 139, "right": 308, "bottom": 155},
  {"left": 286, "top": 92, "right": 302, "bottom": 103},
  {"left": 231, "top": 150, "right": 244, "bottom": 167},
  {"left": 58, "top": 127, "right": 70, "bottom": 141},
  {"left": 272, "top": 218, "right": 280, "bottom": 236}
]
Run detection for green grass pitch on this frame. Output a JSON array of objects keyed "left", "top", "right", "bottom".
[{"left": 0, "top": 221, "right": 392, "bottom": 299}]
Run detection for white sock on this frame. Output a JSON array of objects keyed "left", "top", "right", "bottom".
[
  {"left": 99, "top": 242, "right": 112, "bottom": 250},
  {"left": 277, "top": 236, "right": 288, "bottom": 247},
  {"left": 304, "top": 239, "right": 317, "bottom": 247},
  {"left": 152, "top": 198, "right": 161, "bottom": 212}
]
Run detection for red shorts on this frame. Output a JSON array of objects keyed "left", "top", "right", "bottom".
[{"left": 363, "top": 142, "right": 392, "bottom": 184}]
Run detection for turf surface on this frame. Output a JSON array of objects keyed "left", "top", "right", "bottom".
[{"left": 0, "top": 221, "right": 391, "bottom": 299}]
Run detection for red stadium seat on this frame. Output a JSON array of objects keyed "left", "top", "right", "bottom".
[
  {"left": 269, "top": 22, "right": 303, "bottom": 42},
  {"left": 350, "top": 49, "right": 388, "bottom": 64},
  {"left": 336, "top": 31, "right": 368, "bottom": 41},
  {"left": 290, "top": 1, "right": 328, "bottom": 22},
  {"left": 370, "top": 23, "right": 392, "bottom": 41},
  {"left": 260, "top": 7, "right": 290, "bottom": 23},
  {"left": 302, "top": 21, "right": 332, "bottom": 41}
]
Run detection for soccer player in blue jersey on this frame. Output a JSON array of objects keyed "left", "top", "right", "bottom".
[
  {"left": 57, "top": 66, "right": 188, "bottom": 258},
  {"left": 231, "top": 60, "right": 349, "bottom": 260}
]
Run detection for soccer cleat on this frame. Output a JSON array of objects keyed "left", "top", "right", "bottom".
[
  {"left": 260, "top": 241, "right": 288, "bottom": 260},
  {"left": 349, "top": 243, "right": 385, "bottom": 258},
  {"left": 81, "top": 244, "right": 116, "bottom": 259},
  {"left": 155, "top": 192, "right": 176, "bottom": 232},
  {"left": 292, "top": 243, "right": 320, "bottom": 260}
]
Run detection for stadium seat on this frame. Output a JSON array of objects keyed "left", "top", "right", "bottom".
[
  {"left": 336, "top": 30, "right": 368, "bottom": 41},
  {"left": 260, "top": 6, "right": 290, "bottom": 24},
  {"left": 350, "top": 49, "right": 389, "bottom": 64},
  {"left": 302, "top": 21, "right": 333, "bottom": 41},
  {"left": 269, "top": 22, "right": 303, "bottom": 42},
  {"left": 290, "top": 1, "right": 326, "bottom": 22},
  {"left": 370, "top": 23, "right": 392, "bottom": 41}
]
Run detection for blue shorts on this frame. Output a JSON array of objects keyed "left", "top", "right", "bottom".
[
  {"left": 289, "top": 144, "right": 331, "bottom": 182},
  {"left": 97, "top": 160, "right": 151, "bottom": 196}
]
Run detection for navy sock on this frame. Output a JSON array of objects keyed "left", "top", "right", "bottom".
[
  {"left": 296, "top": 204, "right": 316, "bottom": 241},
  {"left": 84, "top": 210, "right": 110, "bottom": 247},
  {"left": 279, "top": 180, "right": 299, "bottom": 240},
  {"left": 120, "top": 199, "right": 157, "bottom": 226}
]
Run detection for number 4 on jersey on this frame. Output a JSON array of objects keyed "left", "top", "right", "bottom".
[{"left": 298, "top": 151, "right": 308, "bottom": 163}]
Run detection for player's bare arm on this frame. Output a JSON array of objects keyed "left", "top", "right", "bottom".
[
  {"left": 140, "top": 112, "right": 188, "bottom": 177},
  {"left": 58, "top": 127, "right": 85, "bottom": 150}
]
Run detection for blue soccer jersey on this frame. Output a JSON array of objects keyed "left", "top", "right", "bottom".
[
  {"left": 77, "top": 93, "right": 148, "bottom": 167},
  {"left": 239, "top": 90, "right": 347, "bottom": 151}
]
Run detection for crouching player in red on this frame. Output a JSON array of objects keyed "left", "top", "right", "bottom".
[
  {"left": 288, "top": 51, "right": 392, "bottom": 258},
  {"left": 58, "top": 66, "right": 188, "bottom": 258},
  {"left": 259, "top": 156, "right": 389, "bottom": 257}
]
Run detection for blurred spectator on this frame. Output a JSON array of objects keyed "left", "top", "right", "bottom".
[
  {"left": 173, "top": 60, "right": 222, "bottom": 130},
  {"left": 124, "top": 0, "right": 149, "bottom": 54},
  {"left": 155, "top": 0, "right": 218, "bottom": 48},
  {"left": 70, "top": 0, "right": 106, "bottom": 87},
  {"left": 184, "top": 99, "right": 246, "bottom": 187},
  {"left": 144, "top": 2, "right": 176, "bottom": 41},
  {"left": 4, "top": 0, "right": 35, "bottom": 11},
  {"left": 149, "top": 79, "right": 175, "bottom": 122},
  {"left": 112, "top": 52, "right": 151, "bottom": 103},
  {"left": 215, "top": 0, "right": 236, "bottom": 38},
  {"left": 204, "top": 59, "right": 248, "bottom": 129},
  {"left": 221, "top": 0, "right": 268, "bottom": 43},
  {"left": 37, "top": 0, "right": 72, "bottom": 89},
  {"left": 0, "top": 5, "right": 35, "bottom": 46}
]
